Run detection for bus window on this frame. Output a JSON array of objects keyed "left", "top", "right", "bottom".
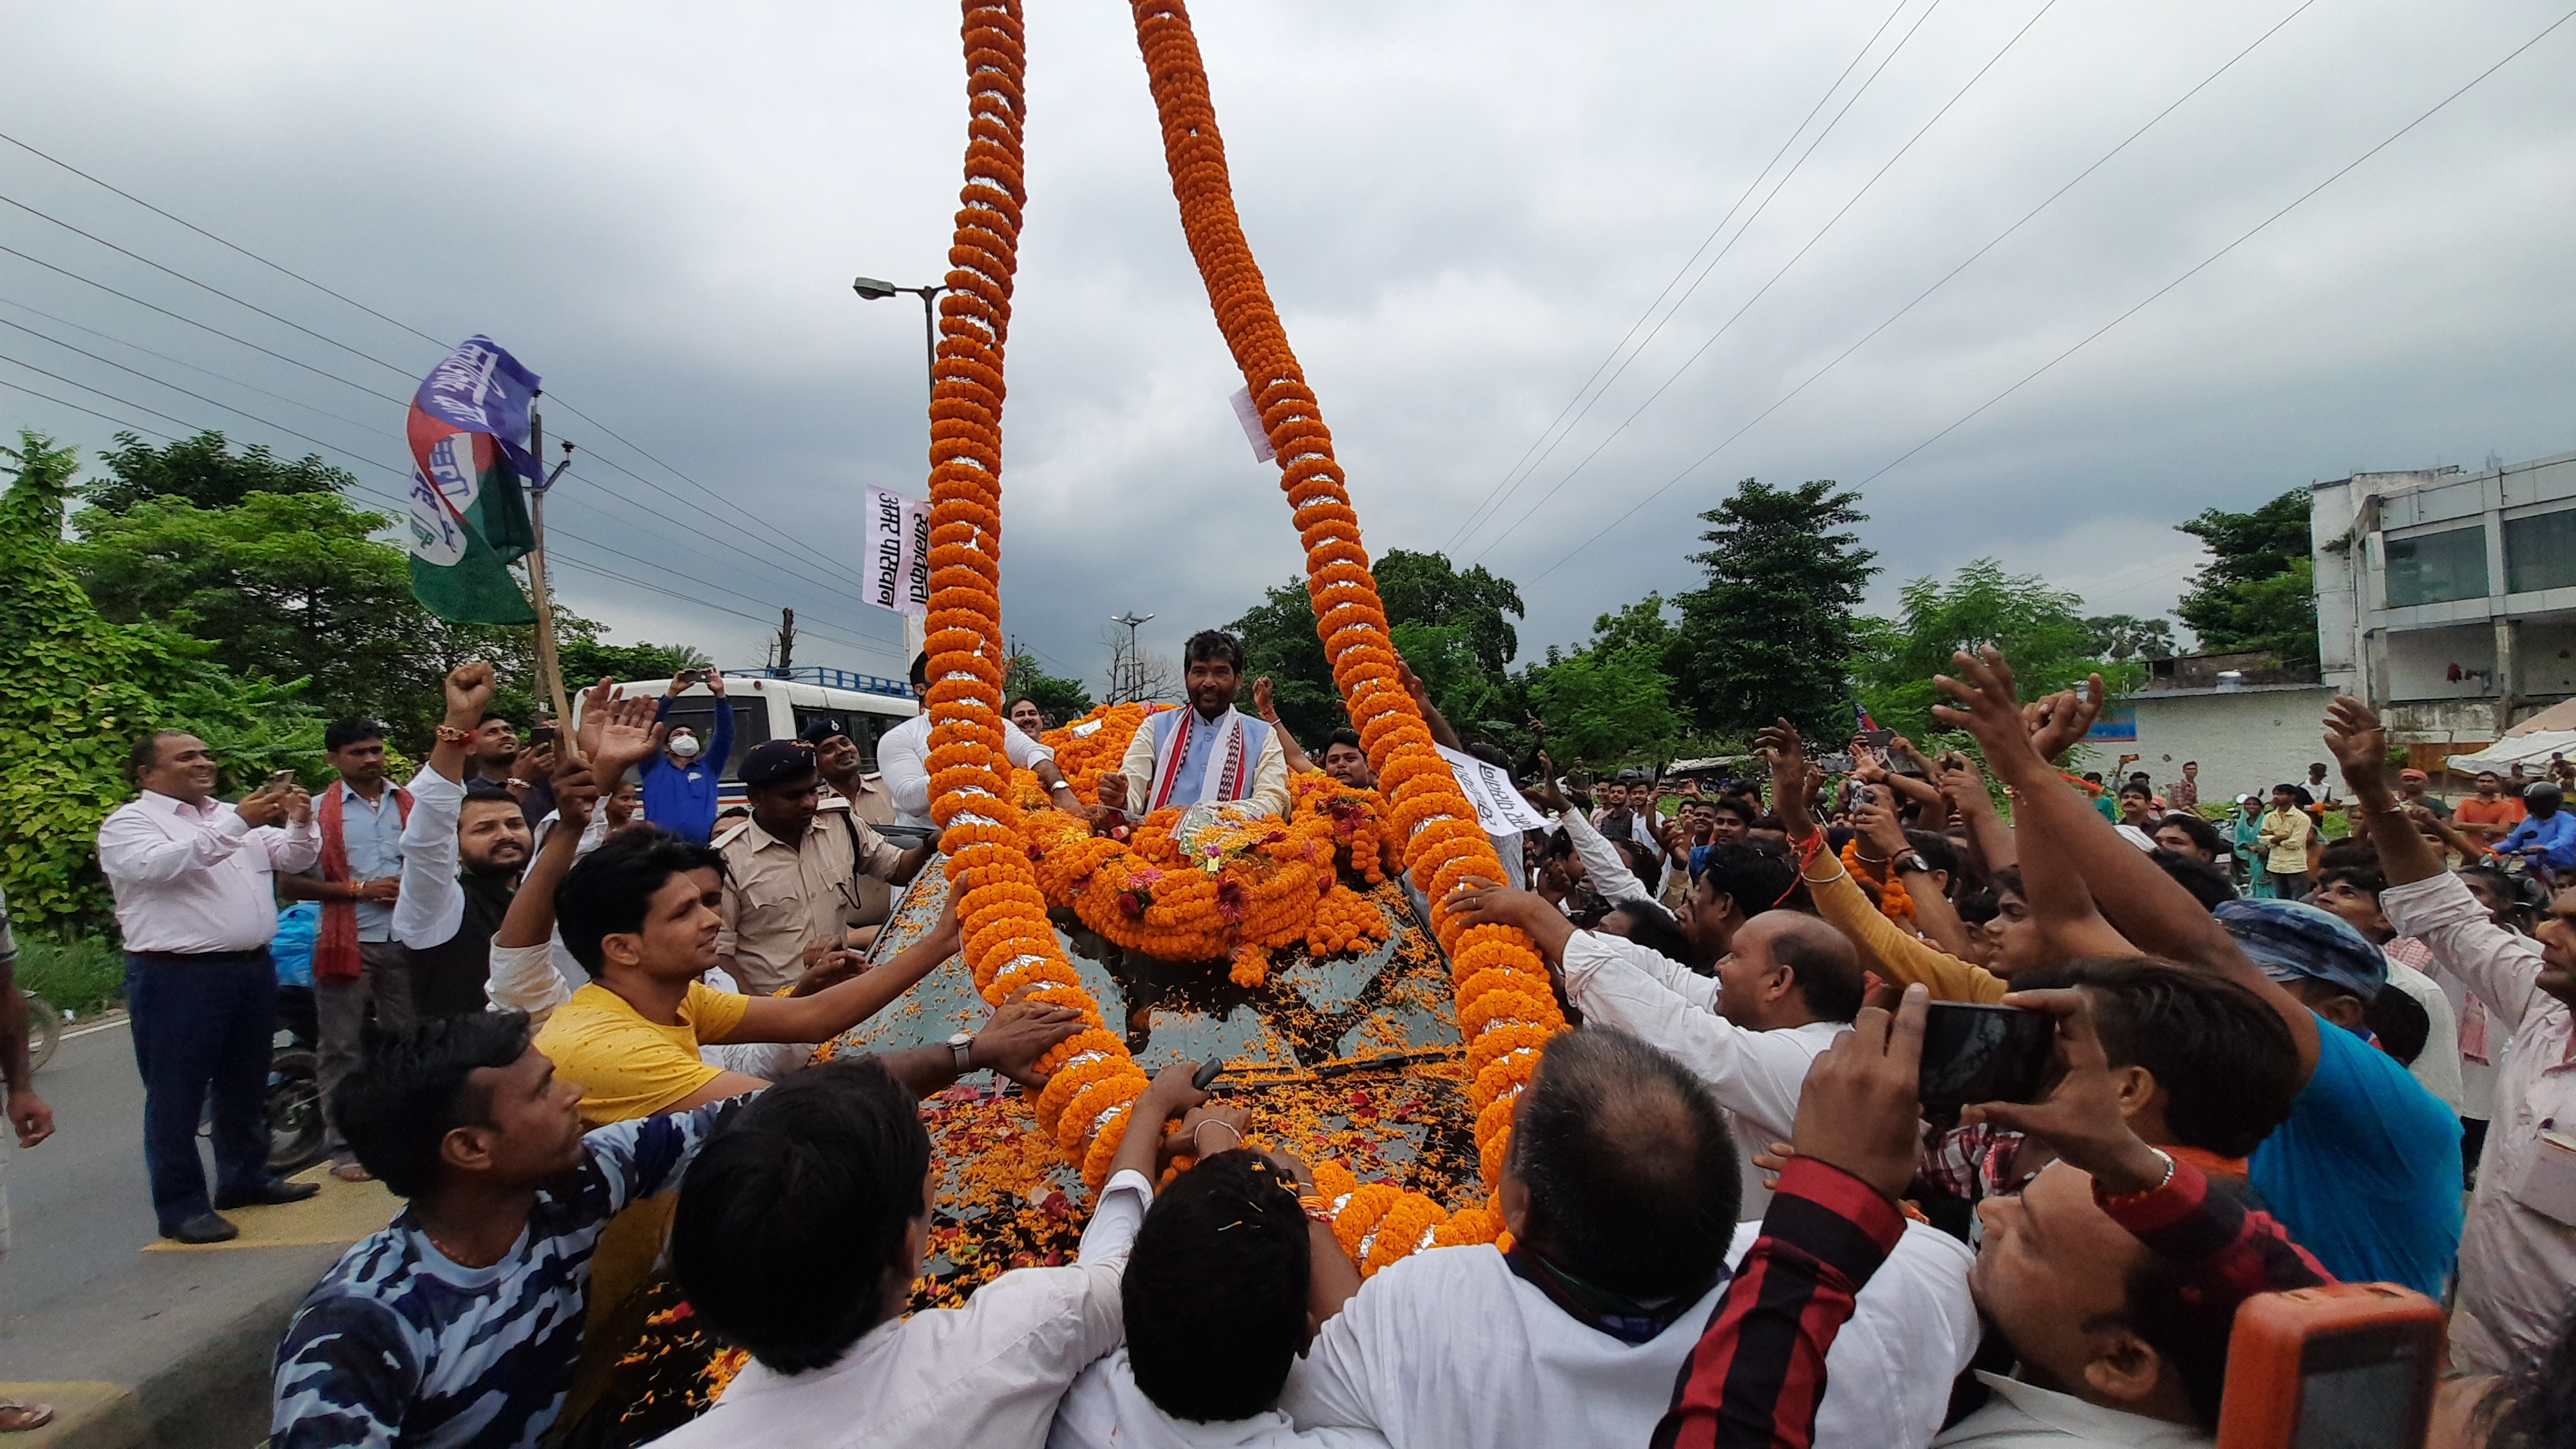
[
  {"left": 792, "top": 706, "right": 874, "bottom": 762},
  {"left": 658, "top": 699, "right": 770, "bottom": 780}
]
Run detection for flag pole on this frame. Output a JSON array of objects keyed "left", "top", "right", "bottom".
[{"left": 526, "top": 405, "right": 574, "bottom": 730}]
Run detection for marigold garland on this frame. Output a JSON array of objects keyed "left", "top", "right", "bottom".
[
  {"left": 1127, "top": 0, "right": 1564, "bottom": 1271},
  {"left": 1841, "top": 839, "right": 1915, "bottom": 921},
  {"left": 919, "top": 0, "right": 1149, "bottom": 1188}
]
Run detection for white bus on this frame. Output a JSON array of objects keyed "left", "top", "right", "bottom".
[{"left": 587, "top": 666, "right": 918, "bottom": 805}]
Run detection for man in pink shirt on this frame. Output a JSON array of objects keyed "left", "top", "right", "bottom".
[{"left": 97, "top": 731, "right": 321, "bottom": 1243}]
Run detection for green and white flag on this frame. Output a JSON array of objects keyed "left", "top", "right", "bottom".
[{"left": 403, "top": 336, "right": 540, "bottom": 625}]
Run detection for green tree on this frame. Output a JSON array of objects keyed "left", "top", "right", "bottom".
[
  {"left": 2081, "top": 614, "right": 2177, "bottom": 661},
  {"left": 1002, "top": 651, "right": 1095, "bottom": 724},
  {"left": 1, "top": 431, "right": 322, "bottom": 930},
  {"left": 1853, "top": 559, "right": 2140, "bottom": 737},
  {"left": 1526, "top": 643, "right": 1685, "bottom": 766},
  {"left": 1229, "top": 577, "right": 1343, "bottom": 744},
  {"left": 1374, "top": 549, "right": 1524, "bottom": 676},
  {"left": 558, "top": 637, "right": 710, "bottom": 687},
  {"left": 2176, "top": 487, "right": 2318, "bottom": 668},
  {"left": 1670, "top": 478, "right": 1877, "bottom": 735},
  {"left": 84, "top": 429, "right": 352, "bottom": 514},
  {"left": 1228, "top": 549, "right": 1529, "bottom": 746}
]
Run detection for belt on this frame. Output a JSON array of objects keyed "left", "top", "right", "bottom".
[{"left": 126, "top": 947, "right": 273, "bottom": 967}]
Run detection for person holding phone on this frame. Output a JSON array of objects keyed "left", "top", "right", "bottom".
[
  {"left": 98, "top": 732, "right": 321, "bottom": 1242},
  {"left": 641, "top": 672, "right": 734, "bottom": 846}
]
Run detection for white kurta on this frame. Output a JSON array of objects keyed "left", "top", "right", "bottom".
[{"left": 1279, "top": 1221, "right": 1977, "bottom": 1449}]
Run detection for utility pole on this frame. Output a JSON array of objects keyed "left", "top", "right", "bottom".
[
  {"left": 1110, "top": 611, "right": 1153, "bottom": 703},
  {"left": 775, "top": 607, "right": 797, "bottom": 674},
  {"left": 524, "top": 408, "right": 574, "bottom": 728}
]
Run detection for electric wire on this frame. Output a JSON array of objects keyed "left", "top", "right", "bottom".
[
  {"left": 1471, "top": 0, "right": 2063, "bottom": 566},
  {"left": 1517, "top": 0, "right": 2330, "bottom": 585},
  {"left": 1444, "top": 0, "right": 1946, "bottom": 554},
  {"left": 1439, "top": 0, "right": 1919, "bottom": 553}
]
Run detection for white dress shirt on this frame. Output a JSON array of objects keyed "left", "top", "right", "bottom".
[
  {"left": 1051, "top": 1348, "right": 1390, "bottom": 1449},
  {"left": 1280, "top": 1218, "right": 1977, "bottom": 1449},
  {"left": 656, "top": 1170, "right": 1151, "bottom": 1449},
  {"left": 1560, "top": 929, "right": 1839, "bottom": 1215},
  {"left": 1557, "top": 808, "right": 1647, "bottom": 904},
  {"left": 1931, "top": 1373, "right": 2211, "bottom": 1449},
  {"left": 2382, "top": 871, "right": 2576, "bottom": 1374},
  {"left": 878, "top": 712, "right": 1057, "bottom": 829},
  {"left": 392, "top": 764, "right": 471, "bottom": 951},
  {"left": 99, "top": 792, "right": 317, "bottom": 953},
  {"left": 2380, "top": 954, "right": 2465, "bottom": 1112}
]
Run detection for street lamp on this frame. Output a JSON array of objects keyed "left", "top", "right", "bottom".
[
  {"left": 852, "top": 276, "right": 945, "bottom": 396},
  {"left": 1110, "top": 612, "right": 1154, "bottom": 703}
]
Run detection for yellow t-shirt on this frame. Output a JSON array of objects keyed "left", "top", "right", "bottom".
[{"left": 533, "top": 980, "right": 752, "bottom": 1125}]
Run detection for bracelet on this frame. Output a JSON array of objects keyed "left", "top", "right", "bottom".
[
  {"left": 1191, "top": 1119, "right": 1244, "bottom": 1154},
  {"left": 2096, "top": 1147, "right": 2177, "bottom": 1205},
  {"left": 434, "top": 724, "right": 473, "bottom": 744},
  {"left": 1296, "top": 1191, "right": 1336, "bottom": 1225}
]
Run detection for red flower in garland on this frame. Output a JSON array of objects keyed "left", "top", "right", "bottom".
[{"left": 1215, "top": 876, "right": 1249, "bottom": 923}]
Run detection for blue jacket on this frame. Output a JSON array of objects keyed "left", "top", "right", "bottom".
[
  {"left": 641, "top": 699, "right": 734, "bottom": 844},
  {"left": 2500, "top": 808, "right": 2576, "bottom": 869}
]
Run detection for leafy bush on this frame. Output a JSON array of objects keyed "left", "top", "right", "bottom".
[{"left": 16, "top": 929, "right": 123, "bottom": 1017}]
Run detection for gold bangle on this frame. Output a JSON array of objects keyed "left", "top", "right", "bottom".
[{"left": 435, "top": 724, "right": 472, "bottom": 744}]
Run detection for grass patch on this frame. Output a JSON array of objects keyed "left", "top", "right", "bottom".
[{"left": 16, "top": 931, "right": 124, "bottom": 1018}]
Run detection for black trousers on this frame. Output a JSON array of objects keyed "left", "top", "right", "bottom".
[{"left": 126, "top": 950, "right": 275, "bottom": 1227}]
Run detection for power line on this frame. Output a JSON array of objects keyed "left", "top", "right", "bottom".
[
  {"left": 0, "top": 138, "right": 890, "bottom": 594},
  {"left": 1850, "top": 2, "right": 2576, "bottom": 490},
  {"left": 0, "top": 191, "right": 422, "bottom": 381},
  {"left": 0, "top": 128, "right": 454, "bottom": 351},
  {"left": 1440, "top": 0, "right": 1920, "bottom": 554},
  {"left": 1445, "top": 0, "right": 1942, "bottom": 554},
  {"left": 1472, "top": 0, "right": 2063, "bottom": 566},
  {"left": 1521, "top": 0, "right": 2325, "bottom": 585},
  {"left": 0, "top": 307, "right": 397, "bottom": 438},
  {"left": 0, "top": 350, "right": 894, "bottom": 649},
  {"left": 0, "top": 242, "right": 408, "bottom": 404}
]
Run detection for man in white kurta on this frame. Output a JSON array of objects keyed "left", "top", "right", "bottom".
[{"left": 1103, "top": 630, "right": 1290, "bottom": 820}]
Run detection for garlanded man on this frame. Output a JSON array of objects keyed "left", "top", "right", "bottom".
[{"left": 1103, "top": 629, "right": 1290, "bottom": 820}]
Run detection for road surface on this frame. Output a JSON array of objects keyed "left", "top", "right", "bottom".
[{"left": 1, "top": 1014, "right": 397, "bottom": 1448}]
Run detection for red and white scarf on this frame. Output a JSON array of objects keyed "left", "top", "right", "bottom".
[
  {"left": 1149, "top": 706, "right": 1253, "bottom": 811},
  {"left": 316, "top": 779, "right": 411, "bottom": 981}
]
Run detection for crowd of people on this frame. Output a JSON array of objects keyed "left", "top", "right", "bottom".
[{"left": 23, "top": 623, "right": 2575, "bottom": 1448}]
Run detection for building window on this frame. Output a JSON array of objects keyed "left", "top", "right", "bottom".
[
  {"left": 2505, "top": 509, "right": 2576, "bottom": 595},
  {"left": 2384, "top": 525, "right": 2488, "bottom": 607}
]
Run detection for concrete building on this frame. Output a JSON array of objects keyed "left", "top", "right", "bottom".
[
  {"left": 2102, "top": 651, "right": 2336, "bottom": 808},
  {"left": 2313, "top": 448, "right": 2576, "bottom": 759}
]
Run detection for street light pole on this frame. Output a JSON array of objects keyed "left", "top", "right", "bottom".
[
  {"left": 1110, "top": 611, "right": 1153, "bottom": 702},
  {"left": 853, "top": 276, "right": 946, "bottom": 399}
]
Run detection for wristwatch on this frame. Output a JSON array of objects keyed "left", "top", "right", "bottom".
[
  {"left": 946, "top": 1031, "right": 976, "bottom": 1074},
  {"left": 1896, "top": 851, "right": 1933, "bottom": 875}
]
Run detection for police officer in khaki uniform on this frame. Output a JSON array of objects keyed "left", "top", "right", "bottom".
[
  {"left": 799, "top": 717, "right": 898, "bottom": 827},
  {"left": 714, "top": 740, "right": 929, "bottom": 997}
]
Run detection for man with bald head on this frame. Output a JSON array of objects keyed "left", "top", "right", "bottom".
[{"left": 1446, "top": 882, "right": 1862, "bottom": 1214}]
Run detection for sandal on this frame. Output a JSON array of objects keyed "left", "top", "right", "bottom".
[
  {"left": 0, "top": 1400, "right": 55, "bottom": 1433},
  {"left": 330, "top": 1162, "right": 374, "bottom": 1182}
]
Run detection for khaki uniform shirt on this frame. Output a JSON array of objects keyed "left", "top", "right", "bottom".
[
  {"left": 823, "top": 772, "right": 898, "bottom": 827},
  {"left": 715, "top": 801, "right": 905, "bottom": 996}
]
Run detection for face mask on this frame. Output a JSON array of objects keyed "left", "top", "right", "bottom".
[{"left": 670, "top": 735, "right": 702, "bottom": 759}]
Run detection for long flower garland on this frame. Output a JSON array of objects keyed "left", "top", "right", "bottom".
[
  {"left": 1126, "top": 0, "right": 1564, "bottom": 1268},
  {"left": 921, "top": 0, "right": 1151, "bottom": 1188}
]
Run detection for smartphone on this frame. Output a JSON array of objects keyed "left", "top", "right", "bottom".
[
  {"left": 267, "top": 768, "right": 298, "bottom": 789},
  {"left": 675, "top": 668, "right": 707, "bottom": 686},
  {"left": 1860, "top": 728, "right": 1894, "bottom": 750},
  {"left": 1916, "top": 1001, "right": 2056, "bottom": 1108},
  {"left": 2214, "top": 1283, "right": 2446, "bottom": 1449}
]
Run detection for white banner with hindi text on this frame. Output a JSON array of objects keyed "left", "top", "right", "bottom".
[
  {"left": 1435, "top": 743, "right": 1550, "bottom": 838},
  {"left": 862, "top": 486, "right": 931, "bottom": 617}
]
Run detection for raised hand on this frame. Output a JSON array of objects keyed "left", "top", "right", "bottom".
[
  {"left": 1173, "top": 1101, "right": 1253, "bottom": 1162},
  {"left": 1850, "top": 786, "right": 1909, "bottom": 862},
  {"left": 443, "top": 660, "right": 497, "bottom": 724},
  {"left": 235, "top": 779, "right": 292, "bottom": 828},
  {"left": 2020, "top": 674, "right": 2105, "bottom": 765},
  {"left": 1933, "top": 648, "right": 2045, "bottom": 779},
  {"left": 1753, "top": 719, "right": 1814, "bottom": 836},
  {"left": 2322, "top": 696, "right": 2394, "bottom": 803},
  {"left": 587, "top": 690, "right": 666, "bottom": 783},
  {"left": 1253, "top": 675, "right": 1278, "bottom": 721},
  {"left": 1960, "top": 989, "right": 2170, "bottom": 1195},
  {"left": 1935, "top": 750, "right": 1991, "bottom": 815},
  {"left": 1527, "top": 751, "right": 1573, "bottom": 815},
  {"left": 1789, "top": 983, "right": 1931, "bottom": 1201}
]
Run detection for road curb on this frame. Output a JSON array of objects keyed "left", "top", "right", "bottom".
[{"left": 23, "top": 1274, "right": 307, "bottom": 1449}]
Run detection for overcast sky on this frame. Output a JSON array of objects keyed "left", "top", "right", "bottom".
[{"left": 5, "top": 0, "right": 2572, "bottom": 692}]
